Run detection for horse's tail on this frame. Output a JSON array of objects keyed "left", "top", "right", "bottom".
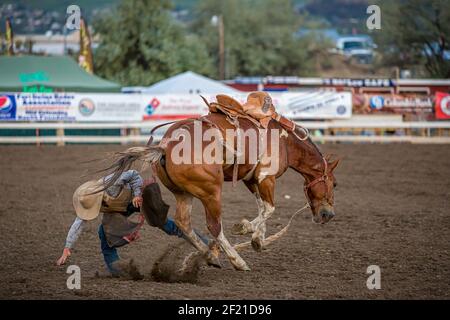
[{"left": 93, "top": 146, "right": 164, "bottom": 194}]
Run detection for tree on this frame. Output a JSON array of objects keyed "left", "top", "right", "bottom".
[
  {"left": 191, "top": 0, "right": 325, "bottom": 78},
  {"left": 374, "top": 0, "right": 450, "bottom": 78},
  {"left": 93, "top": 0, "right": 214, "bottom": 86}
]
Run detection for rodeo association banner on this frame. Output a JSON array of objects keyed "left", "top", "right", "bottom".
[
  {"left": 0, "top": 91, "right": 352, "bottom": 122},
  {"left": 0, "top": 93, "right": 143, "bottom": 122}
]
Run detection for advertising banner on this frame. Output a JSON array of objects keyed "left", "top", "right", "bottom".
[
  {"left": 143, "top": 92, "right": 351, "bottom": 120},
  {"left": 0, "top": 91, "right": 353, "bottom": 122},
  {"left": 9, "top": 93, "right": 142, "bottom": 122},
  {"left": 353, "top": 93, "right": 434, "bottom": 114},
  {"left": 278, "top": 91, "right": 352, "bottom": 119},
  {"left": 323, "top": 78, "right": 394, "bottom": 87},
  {"left": 435, "top": 92, "right": 450, "bottom": 120},
  {"left": 142, "top": 94, "right": 211, "bottom": 120},
  {"left": 0, "top": 94, "right": 17, "bottom": 121}
]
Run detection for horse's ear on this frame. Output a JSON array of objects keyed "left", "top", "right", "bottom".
[{"left": 328, "top": 158, "right": 340, "bottom": 172}]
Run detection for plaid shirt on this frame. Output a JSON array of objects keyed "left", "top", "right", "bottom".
[{"left": 102, "top": 170, "right": 143, "bottom": 198}]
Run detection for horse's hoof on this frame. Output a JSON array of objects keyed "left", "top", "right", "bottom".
[
  {"left": 231, "top": 219, "right": 252, "bottom": 235},
  {"left": 207, "top": 259, "right": 222, "bottom": 269},
  {"left": 235, "top": 263, "right": 251, "bottom": 271},
  {"left": 251, "top": 237, "right": 264, "bottom": 252},
  {"left": 205, "top": 252, "right": 222, "bottom": 269}
]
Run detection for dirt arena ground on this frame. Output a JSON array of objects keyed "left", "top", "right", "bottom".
[{"left": 0, "top": 143, "right": 449, "bottom": 299}]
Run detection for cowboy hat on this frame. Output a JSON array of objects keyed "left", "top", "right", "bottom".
[{"left": 72, "top": 180, "right": 104, "bottom": 220}]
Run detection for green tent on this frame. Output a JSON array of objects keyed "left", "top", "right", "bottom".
[{"left": 0, "top": 55, "right": 120, "bottom": 92}]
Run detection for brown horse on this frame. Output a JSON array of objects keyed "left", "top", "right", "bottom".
[{"left": 104, "top": 113, "right": 339, "bottom": 271}]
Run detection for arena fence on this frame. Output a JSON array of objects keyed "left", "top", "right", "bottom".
[{"left": 1, "top": 120, "right": 450, "bottom": 145}]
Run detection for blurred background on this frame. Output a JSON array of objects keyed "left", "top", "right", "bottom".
[
  {"left": 0, "top": 0, "right": 450, "bottom": 143},
  {"left": 2, "top": 0, "right": 449, "bottom": 81}
]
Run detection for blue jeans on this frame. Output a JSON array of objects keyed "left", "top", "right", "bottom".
[
  {"left": 161, "top": 218, "right": 209, "bottom": 245},
  {"left": 98, "top": 218, "right": 209, "bottom": 273},
  {"left": 98, "top": 224, "right": 120, "bottom": 274}
]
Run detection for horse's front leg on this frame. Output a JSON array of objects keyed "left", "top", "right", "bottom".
[
  {"left": 232, "top": 181, "right": 264, "bottom": 235},
  {"left": 250, "top": 177, "right": 275, "bottom": 251},
  {"left": 233, "top": 178, "right": 276, "bottom": 252}
]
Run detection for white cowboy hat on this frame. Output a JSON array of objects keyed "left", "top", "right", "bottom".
[{"left": 72, "top": 180, "right": 104, "bottom": 220}]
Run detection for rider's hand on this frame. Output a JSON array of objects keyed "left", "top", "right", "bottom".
[
  {"left": 143, "top": 177, "right": 156, "bottom": 186},
  {"left": 56, "top": 247, "right": 71, "bottom": 266},
  {"left": 132, "top": 196, "right": 143, "bottom": 208}
]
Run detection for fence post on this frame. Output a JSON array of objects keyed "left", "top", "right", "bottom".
[
  {"left": 35, "top": 128, "right": 40, "bottom": 147},
  {"left": 56, "top": 122, "right": 65, "bottom": 146}
]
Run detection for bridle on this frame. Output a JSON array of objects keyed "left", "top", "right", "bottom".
[{"left": 303, "top": 157, "right": 332, "bottom": 208}]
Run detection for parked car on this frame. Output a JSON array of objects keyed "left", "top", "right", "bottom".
[{"left": 333, "top": 35, "right": 376, "bottom": 64}]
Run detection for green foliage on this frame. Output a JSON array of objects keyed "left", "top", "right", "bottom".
[
  {"left": 93, "top": 0, "right": 214, "bottom": 86},
  {"left": 0, "top": 0, "right": 116, "bottom": 14},
  {"left": 302, "top": 0, "right": 369, "bottom": 34},
  {"left": 374, "top": 0, "right": 450, "bottom": 78},
  {"left": 191, "top": 0, "right": 327, "bottom": 78}
]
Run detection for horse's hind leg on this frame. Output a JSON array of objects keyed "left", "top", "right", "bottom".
[
  {"left": 201, "top": 194, "right": 250, "bottom": 271},
  {"left": 174, "top": 193, "right": 221, "bottom": 267}
]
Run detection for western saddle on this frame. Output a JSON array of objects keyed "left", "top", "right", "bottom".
[{"left": 201, "top": 92, "right": 296, "bottom": 132}]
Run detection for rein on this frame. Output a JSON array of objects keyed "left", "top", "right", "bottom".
[
  {"left": 292, "top": 124, "right": 310, "bottom": 141},
  {"left": 233, "top": 202, "right": 310, "bottom": 251}
]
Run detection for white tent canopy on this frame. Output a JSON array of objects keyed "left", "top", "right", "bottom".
[{"left": 122, "top": 71, "right": 240, "bottom": 94}]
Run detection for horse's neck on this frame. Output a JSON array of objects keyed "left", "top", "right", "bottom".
[{"left": 286, "top": 133, "right": 324, "bottom": 182}]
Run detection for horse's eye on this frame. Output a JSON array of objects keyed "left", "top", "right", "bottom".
[{"left": 333, "top": 181, "right": 337, "bottom": 188}]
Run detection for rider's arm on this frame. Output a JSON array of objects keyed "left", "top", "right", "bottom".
[
  {"left": 122, "top": 170, "right": 144, "bottom": 197},
  {"left": 65, "top": 217, "right": 86, "bottom": 249},
  {"left": 56, "top": 217, "right": 86, "bottom": 265},
  {"left": 109, "top": 170, "right": 144, "bottom": 207},
  {"left": 104, "top": 170, "right": 143, "bottom": 197}
]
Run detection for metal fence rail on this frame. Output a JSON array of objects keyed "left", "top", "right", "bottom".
[
  {"left": 1, "top": 120, "right": 450, "bottom": 130},
  {"left": 1, "top": 120, "right": 450, "bottom": 144}
]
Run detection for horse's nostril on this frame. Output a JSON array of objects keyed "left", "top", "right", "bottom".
[{"left": 320, "top": 210, "right": 335, "bottom": 219}]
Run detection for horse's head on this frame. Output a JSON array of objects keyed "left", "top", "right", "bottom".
[{"left": 304, "top": 156, "right": 340, "bottom": 224}]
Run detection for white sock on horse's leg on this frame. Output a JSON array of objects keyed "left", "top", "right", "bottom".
[
  {"left": 251, "top": 201, "right": 275, "bottom": 250},
  {"left": 184, "top": 230, "right": 209, "bottom": 253},
  {"left": 217, "top": 229, "right": 250, "bottom": 271},
  {"left": 248, "top": 194, "right": 265, "bottom": 230},
  {"left": 238, "top": 192, "right": 265, "bottom": 234},
  {"left": 174, "top": 194, "right": 209, "bottom": 254}
]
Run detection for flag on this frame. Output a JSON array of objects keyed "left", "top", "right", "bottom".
[
  {"left": 78, "top": 17, "right": 94, "bottom": 74},
  {"left": 5, "top": 17, "right": 14, "bottom": 56},
  {"left": 435, "top": 92, "right": 450, "bottom": 119}
]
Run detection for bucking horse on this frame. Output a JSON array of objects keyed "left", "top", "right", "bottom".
[{"left": 101, "top": 93, "right": 339, "bottom": 271}]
